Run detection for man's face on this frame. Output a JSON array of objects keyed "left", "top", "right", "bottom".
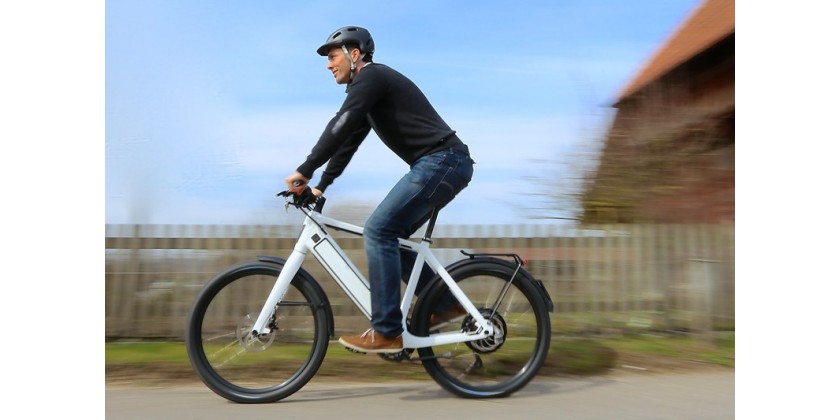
[{"left": 326, "top": 47, "right": 358, "bottom": 85}]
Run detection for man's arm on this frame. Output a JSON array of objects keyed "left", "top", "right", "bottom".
[
  {"left": 314, "top": 122, "right": 371, "bottom": 192},
  {"left": 295, "top": 67, "right": 386, "bottom": 180}
]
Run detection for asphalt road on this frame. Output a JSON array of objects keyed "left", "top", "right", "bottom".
[{"left": 105, "top": 371, "right": 734, "bottom": 419}]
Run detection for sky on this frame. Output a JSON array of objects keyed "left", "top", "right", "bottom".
[{"left": 104, "top": 0, "right": 704, "bottom": 226}]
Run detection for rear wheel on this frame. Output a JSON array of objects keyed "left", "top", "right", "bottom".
[
  {"left": 185, "top": 261, "right": 330, "bottom": 403},
  {"left": 412, "top": 259, "right": 551, "bottom": 398}
]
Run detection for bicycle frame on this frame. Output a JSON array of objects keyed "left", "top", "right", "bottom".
[{"left": 249, "top": 204, "right": 496, "bottom": 349}]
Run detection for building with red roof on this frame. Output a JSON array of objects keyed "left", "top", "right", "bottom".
[{"left": 582, "top": 0, "right": 735, "bottom": 224}]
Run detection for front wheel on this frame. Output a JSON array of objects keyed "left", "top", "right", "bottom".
[
  {"left": 412, "top": 259, "right": 552, "bottom": 398},
  {"left": 185, "top": 260, "right": 331, "bottom": 403}
]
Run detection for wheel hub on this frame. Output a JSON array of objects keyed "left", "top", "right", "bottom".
[
  {"left": 236, "top": 313, "right": 275, "bottom": 351},
  {"left": 463, "top": 308, "right": 507, "bottom": 354}
]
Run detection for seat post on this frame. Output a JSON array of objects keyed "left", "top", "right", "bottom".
[{"left": 421, "top": 207, "right": 440, "bottom": 242}]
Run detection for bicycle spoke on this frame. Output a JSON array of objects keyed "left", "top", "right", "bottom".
[
  {"left": 415, "top": 260, "right": 551, "bottom": 398},
  {"left": 185, "top": 262, "right": 330, "bottom": 403}
]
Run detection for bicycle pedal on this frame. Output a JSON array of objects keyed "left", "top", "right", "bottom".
[{"left": 378, "top": 349, "right": 412, "bottom": 363}]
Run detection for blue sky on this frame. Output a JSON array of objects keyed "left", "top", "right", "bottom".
[{"left": 105, "top": 0, "right": 702, "bottom": 226}]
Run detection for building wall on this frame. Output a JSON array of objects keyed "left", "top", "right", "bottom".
[{"left": 582, "top": 34, "right": 734, "bottom": 224}]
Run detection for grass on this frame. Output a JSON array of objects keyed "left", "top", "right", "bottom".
[
  {"left": 106, "top": 341, "right": 192, "bottom": 364},
  {"left": 106, "top": 331, "right": 734, "bottom": 384},
  {"left": 603, "top": 332, "right": 735, "bottom": 367}
]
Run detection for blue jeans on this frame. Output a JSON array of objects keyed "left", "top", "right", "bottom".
[{"left": 364, "top": 147, "right": 474, "bottom": 337}]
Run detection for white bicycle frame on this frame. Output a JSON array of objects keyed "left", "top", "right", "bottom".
[{"left": 249, "top": 205, "right": 496, "bottom": 349}]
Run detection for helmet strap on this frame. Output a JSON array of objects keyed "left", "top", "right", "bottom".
[{"left": 341, "top": 45, "right": 357, "bottom": 81}]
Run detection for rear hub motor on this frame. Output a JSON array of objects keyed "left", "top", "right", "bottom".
[{"left": 463, "top": 308, "right": 507, "bottom": 354}]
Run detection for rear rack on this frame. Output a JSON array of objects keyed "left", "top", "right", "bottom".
[{"left": 459, "top": 250, "right": 526, "bottom": 266}]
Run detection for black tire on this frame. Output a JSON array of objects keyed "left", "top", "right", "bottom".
[
  {"left": 412, "top": 259, "right": 551, "bottom": 398},
  {"left": 185, "top": 260, "right": 331, "bottom": 403}
]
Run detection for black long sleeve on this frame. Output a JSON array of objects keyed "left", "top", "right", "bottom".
[
  {"left": 314, "top": 122, "right": 370, "bottom": 191},
  {"left": 296, "top": 63, "right": 463, "bottom": 192}
]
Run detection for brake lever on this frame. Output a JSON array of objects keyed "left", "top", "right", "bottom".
[{"left": 276, "top": 187, "right": 315, "bottom": 209}]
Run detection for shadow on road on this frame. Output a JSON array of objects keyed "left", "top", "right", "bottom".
[{"left": 278, "top": 376, "right": 616, "bottom": 404}]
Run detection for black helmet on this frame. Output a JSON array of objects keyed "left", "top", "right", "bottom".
[{"left": 316, "top": 26, "right": 375, "bottom": 57}]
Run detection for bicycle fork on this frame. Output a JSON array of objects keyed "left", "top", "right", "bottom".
[
  {"left": 250, "top": 249, "right": 305, "bottom": 336},
  {"left": 249, "top": 214, "right": 370, "bottom": 337}
]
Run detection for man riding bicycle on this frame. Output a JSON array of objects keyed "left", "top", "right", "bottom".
[{"left": 284, "top": 26, "right": 474, "bottom": 353}]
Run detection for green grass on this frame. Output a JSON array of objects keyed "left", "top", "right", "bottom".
[
  {"left": 603, "top": 332, "right": 735, "bottom": 367},
  {"left": 106, "top": 341, "right": 191, "bottom": 364},
  {"left": 106, "top": 332, "right": 734, "bottom": 380}
]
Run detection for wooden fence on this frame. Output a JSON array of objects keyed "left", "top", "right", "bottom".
[{"left": 105, "top": 223, "right": 734, "bottom": 339}]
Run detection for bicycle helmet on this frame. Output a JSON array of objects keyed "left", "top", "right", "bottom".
[{"left": 316, "top": 26, "right": 375, "bottom": 57}]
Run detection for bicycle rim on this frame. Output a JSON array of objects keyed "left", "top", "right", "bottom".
[
  {"left": 185, "top": 263, "right": 329, "bottom": 403},
  {"left": 414, "top": 263, "right": 551, "bottom": 398}
]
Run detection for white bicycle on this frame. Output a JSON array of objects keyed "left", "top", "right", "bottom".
[{"left": 185, "top": 189, "right": 554, "bottom": 403}]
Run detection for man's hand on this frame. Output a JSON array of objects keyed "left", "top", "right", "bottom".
[{"left": 285, "top": 172, "right": 309, "bottom": 195}]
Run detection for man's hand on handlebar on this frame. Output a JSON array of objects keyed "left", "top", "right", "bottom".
[
  {"left": 284, "top": 172, "right": 324, "bottom": 197},
  {"left": 284, "top": 172, "right": 309, "bottom": 195},
  {"left": 278, "top": 186, "right": 317, "bottom": 206},
  {"left": 280, "top": 172, "right": 323, "bottom": 207}
]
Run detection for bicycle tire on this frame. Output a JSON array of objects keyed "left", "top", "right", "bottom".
[
  {"left": 185, "top": 260, "right": 331, "bottom": 403},
  {"left": 411, "top": 258, "right": 551, "bottom": 398}
]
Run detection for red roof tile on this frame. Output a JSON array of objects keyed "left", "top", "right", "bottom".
[{"left": 617, "top": 0, "right": 735, "bottom": 102}]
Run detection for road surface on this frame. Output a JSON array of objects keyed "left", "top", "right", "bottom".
[{"left": 106, "top": 371, "right": 733, "bottom": 419}]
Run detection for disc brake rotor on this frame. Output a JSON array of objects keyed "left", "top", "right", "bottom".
[{"left": 236, "top": 313, "right": 276, "bottom": 351}]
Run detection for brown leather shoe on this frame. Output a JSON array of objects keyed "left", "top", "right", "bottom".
[
  {"left": 429, "top": 305, "right": 467, "bottom": 326},
  {"left": 338, "top": 329, "right": 403, "bottom": 354}
]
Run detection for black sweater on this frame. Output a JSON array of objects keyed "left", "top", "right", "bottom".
[{"left": 296, "top": 63, "right": 467, "bottom": 192}]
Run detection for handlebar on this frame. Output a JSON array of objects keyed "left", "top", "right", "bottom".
[{"left": 277, "top": 187, "right": 324, "bottom": 211}]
